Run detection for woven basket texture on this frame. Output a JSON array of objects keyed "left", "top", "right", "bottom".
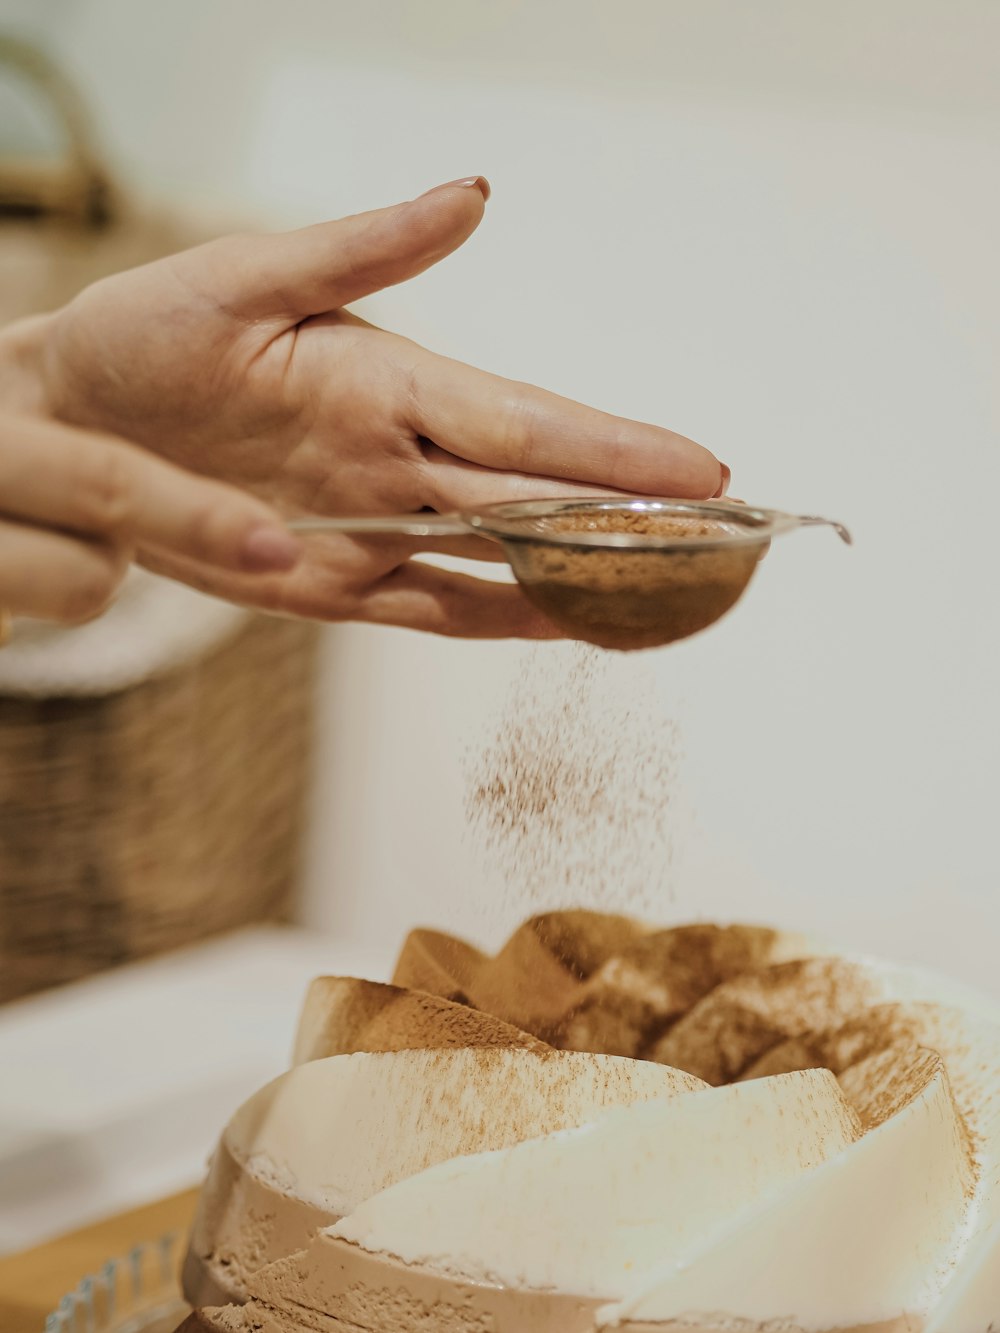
[{"left": 0, "top": 613, "right": 319, "bottom": 1003}]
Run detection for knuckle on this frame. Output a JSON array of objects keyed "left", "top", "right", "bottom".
[
  {"left": 57, "top": 547, "right": 122, "bottom": 624},
  {"left": 500, "top": 392, "right": 538, "bottom": 471},
  {"left": 185, "top": 498, "right": 224, "bottom": 558},
  {"left": 396, "top": 356, "right": 423, "bottom": 427},
  {"left": 601, "top": 423, "right": 628, "bottom": 478},
  {"left": 79, "top": 447, "right": 134, "bottom": 533}
]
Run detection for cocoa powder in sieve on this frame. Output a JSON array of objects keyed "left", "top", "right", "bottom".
[{"left": 507, "top": 510, "right": 765, "bottom": 650}]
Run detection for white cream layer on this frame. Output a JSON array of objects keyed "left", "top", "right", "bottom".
[
  {"left": 332, "top": 1070, "right": 859, "bottom": 1299},
  {"left": 225, "top": 1047, "right": 701, "bottom": 1215}
]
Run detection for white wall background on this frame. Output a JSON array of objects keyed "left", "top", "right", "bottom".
[{"left": 10, "top": 1, "right": 1000, "bottom": 985}]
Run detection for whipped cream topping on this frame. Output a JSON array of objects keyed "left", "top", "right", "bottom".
[
  {"left": 926, "top": 1219, "right": 1000, "bottom": 1332},
  {"left": 604, "top": 1050, "right": 972, "bottom": 1326},
  {"left": 332, "top": 1069, "right": 859, "bottom": 1298},
  {"left": 184, "top": 914, "right": 1000, "bottom": 1332},
  {"left": 224, "top": 1047, "right": 700, "bottom": 1215}
]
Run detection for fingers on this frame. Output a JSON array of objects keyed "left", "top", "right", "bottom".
[
  {"left": 408, "top": 349, "right": 727, "bottom": 500},
  {"left": 360, "top": 561, "right": 560, "bottom": 639},
  {"left": 0, "top": 519, "right": 126, "bottom": 623},
  {"left": 141, "top": 539, "right": 562, "bottom": 640},
  {"left": 418, "top": 442, "right": 633, "bottom": 512},
  {"left": 195, "top": 180, "right": 489, "bottom": 326},
  {"left": 0, "top": 414, "right": 302, "bottom": 576}
]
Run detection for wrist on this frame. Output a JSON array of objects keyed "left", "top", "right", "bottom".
[{"left": 0, "top": 313, "right": 54, "bottom": 415}]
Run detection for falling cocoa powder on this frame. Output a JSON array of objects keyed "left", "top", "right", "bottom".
[{"left": 465, "top": 645, "right": 689, "bottom": 926}]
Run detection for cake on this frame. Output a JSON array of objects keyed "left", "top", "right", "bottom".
[{"left": 178, "top": 912, "right": 1000, "bottom": 1332}]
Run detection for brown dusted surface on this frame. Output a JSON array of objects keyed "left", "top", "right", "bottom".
[
  {"left": 241, "top": 1232, "right": 926, "bottom": 1333},
  {"left": 293, "top": 976, "right": 547, "bottom": 1064},
  {"left": 556, "top": 923, "right": 802, "bottom": 1058},
  {"left": 384, "top": 913, "right": 981, "bottom": 1208},
  {"left": 184, "top": 1138, "right": 335, "bottom": 1307},
  {"left": 837, "top": 1045, "right": 946, "bottom": 1130},
  {"left": 392, "top": 912, "right": 815, "bottom": 1061},
  {"left": 247, "top": 1232, "right": 602, "bottom": 1332},
  {"left": 649, "top": 956, "right": 881, "bottom": 1083},
  {"left": 744, "top": 1003, "right": 928, "bottom": 1082},
  {"left": 176, "top": 1311, "right": 252, "bottom": 1333},
  {"left": 618, "top": 1322, "right": 921, "bottom": 1333},
  {"left": 183, "top": 1249, "right": 243, "bottom": 1313},
  {"left": 743, "top": 998, "right": 996, "bottom": 1157},
  {"left": 174, "top": 1314, "right": 246, "bottom": 1333},
  {"left": 391, "top": 928, "right": 488, "bottom": 1003}
]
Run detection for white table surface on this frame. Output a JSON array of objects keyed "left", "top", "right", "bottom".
[{"left": 0, "top": 926, "right": 389, "bottom": 1254}]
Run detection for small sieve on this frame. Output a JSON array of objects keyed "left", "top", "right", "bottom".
[{"left": 290, "top": 497, "right": 851, "bottom": 650}]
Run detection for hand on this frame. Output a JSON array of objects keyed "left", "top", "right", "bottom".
[
  {"left": 0, "top": 411, "right": 300, "bottom": 624},
  {"left": 8, "top": 177, "right": 728, "bottom": 638}
]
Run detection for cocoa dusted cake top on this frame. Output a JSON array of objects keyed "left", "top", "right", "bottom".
[{"left": 179, "top": 911, "right": 1000, "bottom": 1332}]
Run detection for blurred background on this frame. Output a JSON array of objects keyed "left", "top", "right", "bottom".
[{"left": 1, "top": 0, "right": 998, "bottom": 1250}]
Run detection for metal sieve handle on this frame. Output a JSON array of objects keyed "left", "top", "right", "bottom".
[
  {"left": 288, "top": 513, "right": 472, "bottom": 538},
  {"left": 796, "top": 515, "right": 853, "bottom": 545}
]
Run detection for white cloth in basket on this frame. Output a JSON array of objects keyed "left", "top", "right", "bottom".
[{"left": 0, "top": 568, "right": 250, "bottom": 697}]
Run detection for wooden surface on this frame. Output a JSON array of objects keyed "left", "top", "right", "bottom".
[{"left": 0, "top": 1188, "right": 197, "bottom": 1333}]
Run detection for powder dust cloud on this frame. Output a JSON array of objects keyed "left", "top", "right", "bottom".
[{"left": 464, "top": 643, "right": 692, "bottom": 933}]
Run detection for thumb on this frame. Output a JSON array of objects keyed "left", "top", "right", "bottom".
[{"left": 202, "top": 177, "right": 490, "bottom": 325}]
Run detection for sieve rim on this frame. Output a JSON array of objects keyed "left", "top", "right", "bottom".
[{"left": 464, "top": 498, "right": 802, "bottom": 550}]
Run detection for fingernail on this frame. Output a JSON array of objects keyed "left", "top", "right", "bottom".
[
  {"left": 240, "top": 525, "right": 303, "bottom": 573},
  {"left": 713, "top": 463, "right": 732, "bottom": 499},
  {"left": 421, "top": 175, "right": 491, "bottom": 202}
]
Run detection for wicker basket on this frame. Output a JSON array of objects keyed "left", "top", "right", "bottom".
[{"left": 0, "top": 614, "right": 319, "bottom": 1003}]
